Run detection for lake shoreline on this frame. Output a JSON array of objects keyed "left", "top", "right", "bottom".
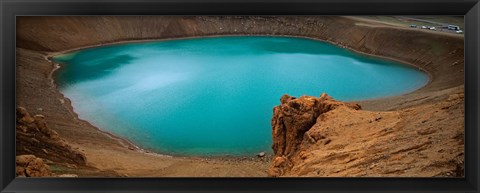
[
  {"left": 46, "top": 35, "right": 429, "bottom": 159},
  {"left": 16, "top": 16, "right": 464, "bottom": 177}
]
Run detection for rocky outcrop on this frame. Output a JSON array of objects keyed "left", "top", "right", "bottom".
[
  {"left": 16, "top": 155, "right": 52, "bottom": 177},
  {"left": 269, "top": 93, "right": 361, "bottom": 176},
  {"left": 16, "top": 107, "right": 87, "bottom": 167},
  {"left": 269, "top": 90, "right": 464, "bottom": 177}
]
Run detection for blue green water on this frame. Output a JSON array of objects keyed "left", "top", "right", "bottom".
[{"left": 53, "top": 36, "right": 428, "bottom": 156}]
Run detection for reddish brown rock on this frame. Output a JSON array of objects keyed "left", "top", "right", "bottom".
[
  {"left": 16, "top": 155, "right": 52, "bottom": 177},
  {"left": 269, "top": 93, "right": 360, "bottom": 176},
  {"left": 33, "top": 114, "right": 60, "bottom": 140},
  {"left": 17, "top": 107, "right": 35, "bottom": 124},
  {"left": 269, "top": 91, "right": 464, "bottom": 177},
  {"left": 271, "top": 93, "right": 360, "bottom": 157},
  {"left": 268, "top": 156, "right": 288, "bottom": 176},
  {"left": 16, "top": 107, "right": 87, "bottom": 167}
]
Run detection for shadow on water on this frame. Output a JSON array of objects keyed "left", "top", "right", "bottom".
[{"left": 54, "top": 54, "right": 137, "bottom": 86}]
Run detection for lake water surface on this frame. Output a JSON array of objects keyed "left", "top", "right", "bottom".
[{"left": 53, "top": 36, "right": 428, "bottom": 156}]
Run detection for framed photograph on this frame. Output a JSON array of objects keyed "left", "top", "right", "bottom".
[{"left": 1, "top": 0, "right": 479, "bottom": 192}]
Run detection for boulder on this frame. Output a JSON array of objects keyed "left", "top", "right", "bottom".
[
  {"left": 17, "top": 107, "right": 35, "bottom": 124},
  {"left": 257, "top": 152, "right": 266, "bottom": 157},
  {"left": 33, "top": 114, "right": 60, "bottom": 140},
  {"left": 16, "top": 155, "right": 52, "bottom": 177}
]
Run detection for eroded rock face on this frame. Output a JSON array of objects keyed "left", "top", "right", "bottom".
[
  {"left": 33, "top": 114, "right": 60, "bottom": 140},
  {"left": 16, "top": 107, "right": 87, "bottom": 167},
  {"left": 16, "top": 155, "right": 52, "bottom": 177},
  {"left": 269, "top": 91, "right": 465, "bottom": 177},
  {"left": 269, "top": 93, "right": 360, "bottom": 176}
]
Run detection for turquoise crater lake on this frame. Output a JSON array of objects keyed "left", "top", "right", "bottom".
[{"left": 53, "top": 36, "right": 428, "bottom": 156}]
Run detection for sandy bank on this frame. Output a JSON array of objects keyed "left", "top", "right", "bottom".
[{"left": 15, "top": 16, "right": 464, "bottom": 177}]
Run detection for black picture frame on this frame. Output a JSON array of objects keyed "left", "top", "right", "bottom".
[{"left": 1, "top": 0, "right": 479, "bottom": 192}]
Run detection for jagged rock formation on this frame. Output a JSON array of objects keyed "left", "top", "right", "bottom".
[
  {"left": 269, "top": 93, "right": 361, "bottom": 176},
  {"left": 16, "top": 107, "right": 87, "bottom": 167},
  {"left": 269, "top": 92, "right": 464, "bottom": 177},
  {"left": 16, "top": 155, "right": 52, "bottom": 177}
]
